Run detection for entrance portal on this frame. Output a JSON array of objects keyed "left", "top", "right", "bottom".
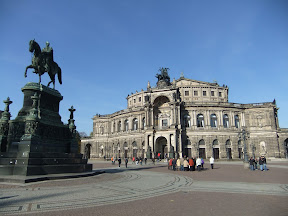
[
  {"left": 199, "top": 148, "right": 206, "bottom": 159},
  {"left": 213, "top": 148, "right": 219, "bottom": 159},
  {"left": 155, "top": 137, "right": 167, "bottom": 159}
]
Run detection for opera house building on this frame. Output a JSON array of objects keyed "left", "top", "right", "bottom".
[{"left": 81, "top": 69, "right": 288, "bottom": 160}]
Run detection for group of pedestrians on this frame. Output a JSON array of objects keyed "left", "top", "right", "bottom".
[
  {"left": 111, "top": 156, "right": 148, "bottom": 168},
  {"left": 132, "top": 156, "right": 147, "bottom": 165},
  {"left": 249, "top": 156, "right": 268, "bottom": 171},
  {"left": 168, "top": 157, "right": 215, "bottom": 172}
]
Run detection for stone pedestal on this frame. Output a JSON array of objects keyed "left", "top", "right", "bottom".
[{"left": 0, "top": 83, "right": 92, "bottom": 176}]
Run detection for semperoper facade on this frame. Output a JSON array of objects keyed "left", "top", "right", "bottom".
[{"left": 81, "top": 68, "right": 288, "bottom": 160}]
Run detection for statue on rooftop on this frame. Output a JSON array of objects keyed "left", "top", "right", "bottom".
[
  {"left": 25, "top": 40, "right": 62, "bottom": 89},
  {"left": 156, "top": 67, "right": 171, "bottom": 87}
]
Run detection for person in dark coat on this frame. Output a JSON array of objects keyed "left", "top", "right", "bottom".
[
  {"left": 249, "top": 157, "right": 255, "bottom": 170},
  {"left": 118, "top": 157, "right": 121, "bottom": 168},
  {"left": 172, "top": 158, "right": 176, "bottom": 171},
  {"left": 125, "top": 158, "right": 128, "bottom": 168}
]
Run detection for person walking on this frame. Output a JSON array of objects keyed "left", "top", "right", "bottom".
[
  {"left": 144, "top": 157, "right": 147, "bottom": 165},
  {"left": 254, "top": 158, "right": 258, "bottom": 170},
  {"left": 180, "top": 157, "right": 184, "bottom": 171},
  {"left": 189, "top": 158, "right": 194, "bottom": 171},
  {"left": 196, "top": 157, "right": 202, "bottom": 171},
  {"left": 132, "top": 157, "right": 135, "bottom": 164},
  {"left": 259, "top": 156, "right": 263, "bottom": 171},
  {"left": 125, "top": 157, "right": 128, "bottom": 168},
  {"left": 172, "top": 158, "right": 176, "bottom": 171},
  {"left": 263, "top": 156, "right": 268, "bottom": 171},
  {"left": 201, "top": 158, "right": 204, "bottom": 170},
  {"left": 192, "top": 157, "right": 196, "bottom": 171},
  {"left": 210, "top": 156, "right": 214, "bottom": 169},
  {"left": 168, "top": 158, "right": 173, "bottom": 170},
  {"left": 249, "top": 157, "right": 255, "bottom": 170},
  {"left": 183, "top": 158, "right": 189, "bottom": 171},
  {"left": 176, "top": 158, "right": 181, "bottom": 171},
  {"left": 118, "top": 157, "right": 122, "bottom": 168}
]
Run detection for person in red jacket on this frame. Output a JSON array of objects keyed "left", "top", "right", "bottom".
[
  {"left": 189, "top": 158, "right": 194, "bottom": 171},
  {"left": 168, "top": 158, "right": 173, "bottom": 170}
]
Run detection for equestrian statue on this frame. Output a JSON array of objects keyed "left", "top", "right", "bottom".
[
  {"left": 25, "top": 40, "right": 62, "bottom": 89},
  {"left": 156, "top": 67, "right": 171, "bottom": 86}
]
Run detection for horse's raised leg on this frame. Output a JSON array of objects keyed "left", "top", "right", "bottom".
[
  {"left": 25, "top": 65, "right": 34, "bottom": 77},
  {"left": 47, "top": 80, "right": 52, "bottom": 87}
]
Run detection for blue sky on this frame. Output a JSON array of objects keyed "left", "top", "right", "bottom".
[{"left": 0, "top": 0, "right": 287, "bottom": 134}]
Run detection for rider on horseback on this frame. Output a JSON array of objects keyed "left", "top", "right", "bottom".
[
  {"left": 25, "top": 40, "right": 62, "bottom": 89},
  {"left": 42, "top": 41, "right": 53, "bottom": 73}
]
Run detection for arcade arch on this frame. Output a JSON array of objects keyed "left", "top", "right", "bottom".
[{"left": 155, "top": 136, "right": 168, "bottom": 159}]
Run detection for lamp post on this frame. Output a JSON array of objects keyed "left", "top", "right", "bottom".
[{"left": 238, "top": 127, "right": 249, "bottom": 163}]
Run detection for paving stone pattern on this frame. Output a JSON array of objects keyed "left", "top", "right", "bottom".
[{"left": 0, "top": 165, "right": 287, "bottom": 215}]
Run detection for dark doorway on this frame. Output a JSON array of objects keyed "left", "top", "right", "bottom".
[
  {"left": 226, "top": 148, "right": 232, "bottom": 159},
  {"left": 199, "top": 148, "right": 206, "bottom": 159},
  {"left": 238, "top": 148, "right": 243, "bottom": 159},
  {"left": 155, "top": 137, "right": 167, "bottom": 159},
  {"left": 213, "top": 148, "right": 219, "bottom": 159}
]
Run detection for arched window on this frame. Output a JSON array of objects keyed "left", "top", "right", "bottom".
[
  {"left": 133, "top": 118, "right": 138, "bottom": 130},
  {"left": 142, "top": 117, "right": 145, "bottom": 129},
  {"left": 100, "top": 127, "right": 104, "bottom": 134},
  {"left": 226, "top": 139, "right": 231, "bottom": 146},
  {"left": 212, "top": 139, "right": 218, "bottom": 146},
  {"left": 199, "top": 139, "right": 205, "bottom": 146},
  {"left": 124, "top": 119, "right": 129, "bottom": 131},
  {"left": 184, "top": 115, "right": 191, "bottom": 127},
  {"left": 223, "top": 114, "right": 229, "bottom": 128},
  {"left": 235, "top": 115, "right": 240, "bottom": 128},
  {"left": 118, "top": 121, "right": 121, "bottom": 132},
  {"left": 210, "top": 114, "right": 217, "bottom": 128},
  {"left": 238, "top": 140, "right": 242, "bottom": 146},
  {"left": 197, "top": 114, "right": 204, "bottom": 128},
  {"left": 132, "top": 141, "right": 137, "bottom": 148}
]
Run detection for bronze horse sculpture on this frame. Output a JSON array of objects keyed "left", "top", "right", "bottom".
[{"left": 25, "top": 40, "right": 62, "bottom": 89}]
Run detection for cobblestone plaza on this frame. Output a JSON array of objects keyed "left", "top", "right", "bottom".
[{"left": 0, "top": 160, "right": 287, "bottom": 216}]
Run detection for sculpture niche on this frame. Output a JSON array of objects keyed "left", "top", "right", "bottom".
[{"left": 25, "top": 40, "right": 62, "bottom": 89}]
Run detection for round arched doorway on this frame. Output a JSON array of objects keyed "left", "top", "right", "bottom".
[{"left": 155, "top": 137, "right": 168, "bottom": 159}]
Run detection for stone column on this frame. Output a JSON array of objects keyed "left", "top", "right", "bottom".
[
  {"left": 241, "top": 112, "right": 245, "bottom": 127},
  {"left": 206, "top": 110, "right": 210, "bottom": 128},
  {"left": 193, "top": 110, "right": 197, "bottom": 126}
]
